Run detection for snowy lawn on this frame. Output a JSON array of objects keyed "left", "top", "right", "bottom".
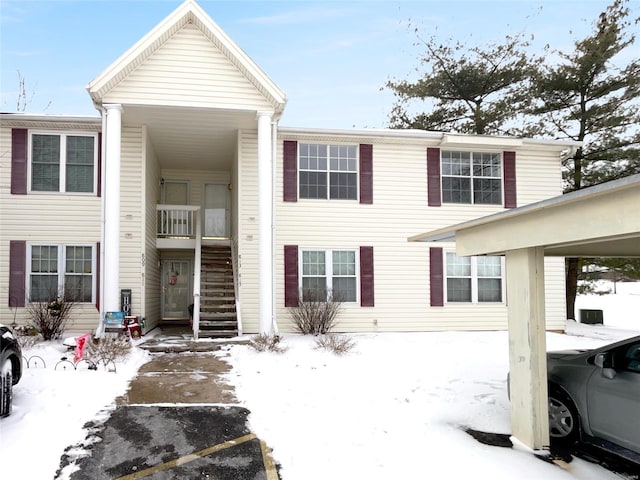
[
  {"left": 0, "top": 340, "right": 150, "bottom": 478},
  {"left": 0, "top": 281, "right": 638, "bottom": 479}
]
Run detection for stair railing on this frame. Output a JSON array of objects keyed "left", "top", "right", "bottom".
[
  {"left": 231, "top": 238, "right": 242, "bottom": 336},
  {"left": 193, "top": 212, "right": 202, "bottom": 340}
]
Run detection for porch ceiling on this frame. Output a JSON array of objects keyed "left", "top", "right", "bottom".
[{"left": 123, "top": 105, "right": 256, "bottom": 170}]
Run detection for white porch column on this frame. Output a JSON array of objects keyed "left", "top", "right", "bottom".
[
  {"left": 506, "top": 247, "right": 550, "bottom": 451},
  {"left": 257, "top": 111, "right": 274, "bottom": 334},
  {"left": 103, "top": 104, "right": 123, "bottom": 313}
]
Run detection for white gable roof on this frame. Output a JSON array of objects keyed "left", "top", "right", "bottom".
[{"left": 87, "top": 0, "right": 286, "bottom": 112}]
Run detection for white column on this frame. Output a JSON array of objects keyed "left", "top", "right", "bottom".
[
  {"left": 506, "top": 247, "right": 550, "bottom": 451},
  {"left": 103, "top": 104, "right": 123, "bottom": 313},
  {"left": 257, "top": 111, "right": 274, "bottom": 334}
]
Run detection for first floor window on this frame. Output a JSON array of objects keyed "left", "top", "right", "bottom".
[
  {"left": 301, "top": 249, "right": 357, "bottom": 302},
  {"left": 30, "top": 245, "right": 59, "bottom": 302},
  {"left": 29, "top": 244, "right": 94, "bottom": 303},
  {"left": 65, "top": 246, "right": 93, "bottom": 302},
  {"left": 30, "top": 132, "right": 97, "bottom": 193},
  {"left": 299, "top": 143, "right": 358, "bottom": 200},
  {"left": 445, "top": 252, "right": 503, "bottom": 303}
]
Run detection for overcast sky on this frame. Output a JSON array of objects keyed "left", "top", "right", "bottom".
[{"left": 1, "top": 0, "right": 636, "bottom": 129}]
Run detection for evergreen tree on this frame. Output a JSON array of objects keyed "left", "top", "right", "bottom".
[
  {"left": 531, "top": 0, "right": 640, "bottom": 320},
  {"left": 385, "top": 32, "right": 539, "bottom": 135}
]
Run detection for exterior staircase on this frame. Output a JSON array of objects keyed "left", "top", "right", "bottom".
[{"left": 198, "top": 245, "right": 238, "bottom": 338}]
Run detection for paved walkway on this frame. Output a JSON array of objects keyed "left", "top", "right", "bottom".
[{"left": 57, "top": 331, "right": 279, "bottom": 480}]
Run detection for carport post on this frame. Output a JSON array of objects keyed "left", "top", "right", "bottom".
[{"left": 505, "top": 247, "right": 550, "bottom": 451}]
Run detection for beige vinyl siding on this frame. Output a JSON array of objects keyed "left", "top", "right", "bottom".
[
  {"left": 515, "top": 148, "right": 564, "bottom": 205},
  {"left": 119, "top": 126, "right": 145, "bottom": 321},
  {"left": 544, "top": 257, "right": 567, "bottom": 330},
  {"left": 144, "top": 129, "right": 161, "bottom": 331},
  {"left": 236, "top": 130, "right": 260, "bottom": 333},
  {"left": 103, "top": 24, "right": 273, "bottom": 112},
  {"left": 265, "top": 134, "right": 567, "bottom": 333},
  {"left": 0, "top": 124, "right": 102, "bottom": 333}
]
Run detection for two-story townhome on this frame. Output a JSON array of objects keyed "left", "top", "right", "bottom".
[{"left": 0, "top": 0, "right": 578, "bottom": 338}]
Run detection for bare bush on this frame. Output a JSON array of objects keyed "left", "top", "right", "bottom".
[
  {"left": 85, "top": 336, "right": 131, "bottom": 366},
  {"left": 314, "top": 334, "right": 356, "bottom": 356},
  {"left": 12, "top": 325, "right": 43, "bottom": 349},
  {"left": 289, "top": 289, "right": 343, "bottom": 335},
  {"left": 26, "top": 290, "right": 75, "bottom": 341},
  {"left": 249, "top": 333, "right": 288, "bottom": 353}
]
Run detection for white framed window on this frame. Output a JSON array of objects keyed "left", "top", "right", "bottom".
[
  {"left": 441, "top": 151, "right": 502, "bottom": 205},
  {"left": 300, "top": 248, "right": 358, "bottom": 302},
  {"left": 29, "top": 131, "right": 98, "bottom": 193},
  {"left": 28, "top": 244, "right": 95, "bottom": 303},
  {"left": 445, "top": 252, "right": 504, "bottom": 303},
  {"left": 299, "top": 143, "right": 358, "bottom": 200}
]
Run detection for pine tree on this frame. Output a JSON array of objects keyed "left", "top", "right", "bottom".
[
  {"left": 531, "top": 0, "right": 640, "bottom": 320},
  {"left": 385, "top": 32, "right": 539, "bottom": 135}
]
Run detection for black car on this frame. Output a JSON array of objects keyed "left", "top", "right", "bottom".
[{"left": 1, "top": 324, "right": 22, "bottom": 417}]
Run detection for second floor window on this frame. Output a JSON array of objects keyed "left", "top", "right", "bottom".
[
  {"left": 442, "top": 151, "right": 502, "bottom": 205},
  {"left": 299, "top": 143, "right": 358, "bottom": 200},
  {"left": 31, "top": 133, "right": 97, "bottom": 193}
]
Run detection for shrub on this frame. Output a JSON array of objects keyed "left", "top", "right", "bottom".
[
  {"left": 314, "top": 334, "right": 356, "bottom": 355},
  {"left": 249, "top": 333, "right": 288, "bottom": 353},
  {"left": 85, "top": 336, "right": 131, "bottom": 366},
  {"left": 13, "top": 325, "right": 43, "bottom": 349},
  {"left": 26, "top": 291, "right": 75, "bottom": 341},
  {"left": 289, "top": 289, "right": 343, "bottom": 335}
]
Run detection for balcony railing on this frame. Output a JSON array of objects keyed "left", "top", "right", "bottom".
[{"left": 157, "top": 205, "right": 200, "bottom": 238}]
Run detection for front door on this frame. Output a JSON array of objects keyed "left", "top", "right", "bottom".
[
  {"left": 162, "top": 260, "right": 192, "bottom": 319},
  {"left": 204, "top": 183, "right": 230, "bottom": 237}
]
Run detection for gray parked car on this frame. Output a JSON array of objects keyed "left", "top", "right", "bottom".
[{"left": 547, "top": 334, "right": 640, "bottom": 462}]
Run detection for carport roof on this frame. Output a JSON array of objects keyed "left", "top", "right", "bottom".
[{"left": 409, "top": 173, "right": 640, "bottom": 258}]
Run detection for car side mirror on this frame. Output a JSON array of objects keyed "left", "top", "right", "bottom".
[{"left": 595, "top": 353, "right": 616, "bottom": 379}]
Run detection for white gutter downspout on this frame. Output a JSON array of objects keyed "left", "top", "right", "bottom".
[{"left": 271, "top": 118, "right": 279, "bottom": 335}]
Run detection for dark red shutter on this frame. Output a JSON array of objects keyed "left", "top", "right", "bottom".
[
  {"left": 97, "top": 133, "right": 102, "bottom": 197},
  {"left": 503, "top": 151, "right": 516, "bottom": 208},
  {"left": 283, "top": 141, "right": 298, "bottom": 202},
  {"left": 359, "top": 144, "right": 373, "bottom": 204},
  {"left": 9, "top": 241, "right": 26, "bottom": 307},
  {"left": 284, "top": 245, "right": 299, "bottom": 307},
  {"left": 360, "top": 246, "right": 374, "bottom": 307},
  {"left": 11, "top": 129, "right": 28, "bottom": 195},
  {"left": 429, "top": 247, "right": 444, "bottom": 307},
  {"left": 427, "top": 147, "right": 441, "bottom": 206},
  {"left": 95, "top": 242, "right": 101, "bottom": 311}
]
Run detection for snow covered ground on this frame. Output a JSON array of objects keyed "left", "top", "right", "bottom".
[{"left": 1, "top": 281, "right": 638, "bottom": 479}]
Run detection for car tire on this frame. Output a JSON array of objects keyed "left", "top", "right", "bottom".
[
  {"left": 1, "top": 359, "right": 14, "bottom": 417},
  {"left": 548, "top": 389, "right": 579, "bottom": 446}
]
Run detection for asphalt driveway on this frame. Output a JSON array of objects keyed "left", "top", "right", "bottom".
[{"left": 61, "top": 405, "right": 277, "bottom": 480}]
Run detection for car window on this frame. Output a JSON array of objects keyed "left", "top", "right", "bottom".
[{"left": 622, "top": 343, "right": 640, "bottom": 373}]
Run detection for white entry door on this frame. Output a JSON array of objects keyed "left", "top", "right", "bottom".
[
  {"left": 162, "top": 260, "right": 192, "bottom": 319},
  {"left": 204, "top": 184, "right": 230, "bottom": 238}
]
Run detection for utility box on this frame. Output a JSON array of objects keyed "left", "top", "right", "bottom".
[{"left": 580, "top": 309, "right": 604, "bottom": 325}]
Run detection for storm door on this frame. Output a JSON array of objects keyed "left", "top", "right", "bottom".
[
  {"left": 203, "top": 183, "right": 230, "bottom": 238},
  {"left": 162, "top": 180, "right": 189, "bottom": 205},
  {"left": 161, "top": 260, "right": 192, "bottom": 319}
]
